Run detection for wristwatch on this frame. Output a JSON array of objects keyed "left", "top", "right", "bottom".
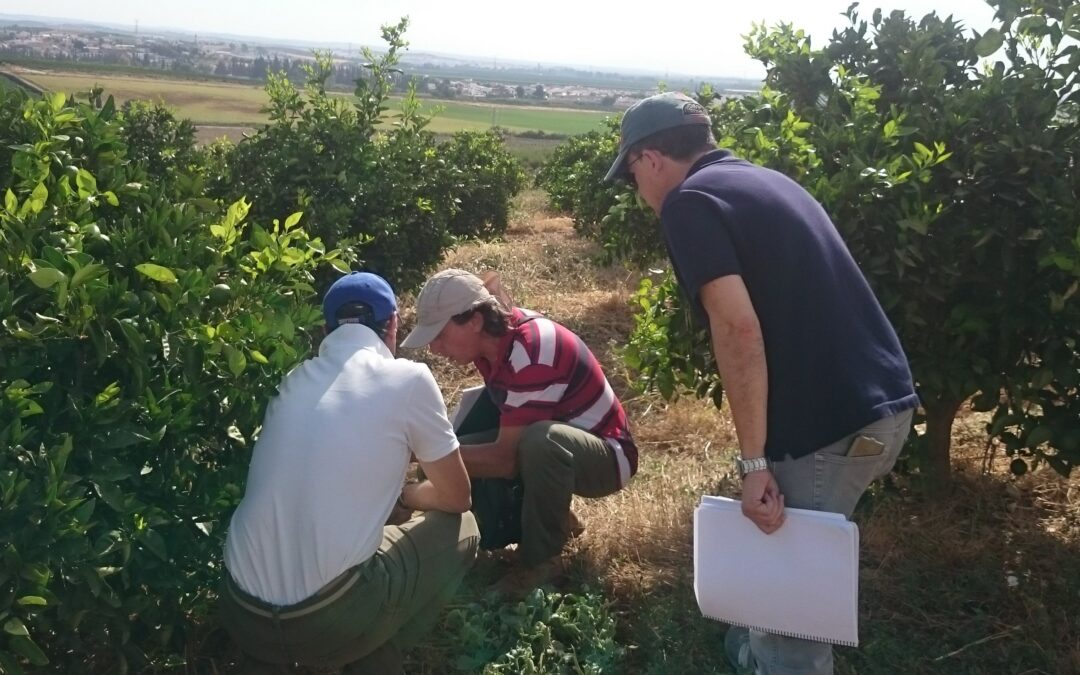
[{"left": 734, "top": 456, "right": 770, "bottom": 478}]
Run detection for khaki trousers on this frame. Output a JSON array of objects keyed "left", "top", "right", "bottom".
[
  {"left": 461, "top": 420, "right": 621, "bottom": 566},
  {"left": 219, "top": 510, "right": 479, "bottom": 674}
]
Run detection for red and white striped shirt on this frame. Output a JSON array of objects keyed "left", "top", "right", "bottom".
[{"left": 474, "top": 308, "right": 637, "bottom": 487}]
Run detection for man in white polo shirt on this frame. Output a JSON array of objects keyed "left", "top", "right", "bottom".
[{"left": 219, "top": 271, "right": 478, "bottom": 675}]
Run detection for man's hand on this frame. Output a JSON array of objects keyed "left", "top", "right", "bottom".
[{"left": 741, "top": 470, "right": 785, "bottom": 534}]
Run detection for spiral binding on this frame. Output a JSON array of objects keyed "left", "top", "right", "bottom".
[{"left": 702, "top": 613, "right": 859, "bottom": 647}]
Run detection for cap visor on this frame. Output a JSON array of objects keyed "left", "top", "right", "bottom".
[
  {"left": 604, "top": 147, "right": 631, "bottom": 182},
  {"left": 400, "top": 320, "right": 447, "bottom": 349}
]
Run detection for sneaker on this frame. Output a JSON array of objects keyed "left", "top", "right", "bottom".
[
  {"left": 493, "top": 556, "right": 564, "bottom": 597},
  {"left": 724, "top": 625, "right": 756, "bottom": 674}
]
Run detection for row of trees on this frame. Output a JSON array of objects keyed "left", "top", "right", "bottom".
[
  {"left": 536, "top": 0, "right": 1080, "bottom": 479},
  {"left": 0, "top": 19, "right": 525, "bottom": 672}
]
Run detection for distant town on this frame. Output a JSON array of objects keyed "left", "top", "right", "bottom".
[{"left": 0, "top": 16, "right": 761, "bottom": 111}]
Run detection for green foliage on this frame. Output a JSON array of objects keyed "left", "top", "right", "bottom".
[
  {"left": 445, "top": 589, "right": 625, "bottom": 674},
  {"left": 621, "top": 275, "right": 722, "bottom": 408},
  {"left": 534, "top": 118, "right": 658, "bottom": 265},
  {"left": 0, "top": 84, "right": 336, "bottom": 671},
  {"left": 117, "top": 99, "right": 198, "bottom": 181},
  {"left": 440, "top": 129, "right": 527, "bottom": 239},
  {"left": 214, "top": 19, "right": 524, "bottom": 291},
  {"left": 539, "top": 2, "right": 1080, "bottom": 476}
]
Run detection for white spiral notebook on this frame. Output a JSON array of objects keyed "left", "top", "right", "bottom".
[{"left": 693, "top": 495, "right": 860, "bottom": 646}]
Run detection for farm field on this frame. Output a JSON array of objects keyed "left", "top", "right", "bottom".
[{"left": 10, "top": 67, "right": 611, "bottom": 136}]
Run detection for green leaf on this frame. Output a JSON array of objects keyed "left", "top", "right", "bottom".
[
  {"left": 75, "top": 169, "right": 98, "bottom": 197},
  {"left": 8, "top": 635, "right": 48, "bottom": 666},
  {"left": 30, "top": 183, "right": 47, "bottom": 202},
  {"left": 16, "top": 596, "right": 46, "bottom": 607},
  {"left": 74, "top": 498, "right": 96, "bottom": 524},
  {"left": 974, "top": 29, "right": 1004, "bottom": 57},
  {"left": 1065, "top": 4, "right": 1080, "bottom": 33},
  {"left": 138, "top": 529, "right": 168, "bottom": 561},
  {"left": 224, "top": 345, "right": 247, "bottom": 377},
  {"left": 1026, "top": 425, "right": 1055, "bottom": 448},
  {"left": 250, "top": 349, "right": 269, "bottom": 364},
  {"left": 102, "top": 429, "right": 151, "bottom": 450},
  {"left": 284, "top": 211, "right": 303, "bottom": 230},
  {"left": 49, "top": 91, "right": 66, "bottom": 112},
  {"left": 135, "top": 263, "right": 178, "bottom": 284},
  {"left": 28, "top": 268, "right": 66, "bottom": 289},
  {"left": 102, "top": 191, "right": 119, "bottom": 207},
  {"left": 4, "top": 188, "right": 16, "bottom": 213},
  {"left": 3, "top": 618, "right": 29, "bottom": 637},
  {"left": 1017, "top": 15, "right": 1047, "bottom": 34},
  {"left": 70, "top": 263, "right": 108, "bottom": 289},
  {"left": 100, "top": 95, "right": 116, "bottom": 120},
  {"left": 94, "top": 481, "right": 126, "bottom": 512}
]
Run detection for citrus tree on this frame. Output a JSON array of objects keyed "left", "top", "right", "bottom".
[
  {"left": 0, "top": 86, "right": 337, "bottom": 672},
  {"left": 215, "top": 19, "right": 525, "bottom": 292}
]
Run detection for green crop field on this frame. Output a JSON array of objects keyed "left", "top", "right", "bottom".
[{"left": 15, "top": 68, "right": 610, "bottom": 136}]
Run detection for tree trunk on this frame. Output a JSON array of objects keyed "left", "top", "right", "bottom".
[{"left": 923, "top": 397, "right": 964, "bottom": 491}]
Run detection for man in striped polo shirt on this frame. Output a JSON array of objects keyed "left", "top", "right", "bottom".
[{"left": 402, "top": 269, "right": 637, "bottom": 591}]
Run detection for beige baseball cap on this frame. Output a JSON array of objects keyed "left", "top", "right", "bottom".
[{"left": 400, "top": 269, "right": 494, "bottom": 348}]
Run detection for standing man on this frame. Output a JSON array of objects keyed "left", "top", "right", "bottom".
[
  {"left": 606, "top": 92, "right": 918, "bottom": 674},
  {"left": 401, "top": 268, "right": 637, "bottom": 593},
  {"left": 220, "top": 271, "right": 478, "bottom": 675}
]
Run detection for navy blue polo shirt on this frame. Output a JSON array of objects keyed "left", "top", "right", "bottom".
[{"left": 660, "top": 149, "right": 918, "bottom": 461}]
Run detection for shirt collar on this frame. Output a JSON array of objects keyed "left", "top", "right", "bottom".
[
  {"left": 662, "top": 149, "right": 734, "bottom": 213},
  {"left": 319, "top": 323, "right": 394, "bottom": 360},
  {"left": 687, "top": 148, "right": 733, "bottom": 177}
]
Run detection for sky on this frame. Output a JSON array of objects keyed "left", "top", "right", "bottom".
[{"left": 7, "top": 1, "right": 999, "bottom": 79}]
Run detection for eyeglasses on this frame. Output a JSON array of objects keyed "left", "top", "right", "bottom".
[{"left": 623, "top": 153, "right": 645, "bottom": 188}]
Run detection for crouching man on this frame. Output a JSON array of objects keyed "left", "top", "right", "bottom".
[
  {"left": 219, "top": 271, "right": 478, "bottom": 675},
  {"left": 401, "top": 268, "right": 637, "bottom": 594}
]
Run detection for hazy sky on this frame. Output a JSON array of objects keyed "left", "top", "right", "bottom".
[{"left": 10, "top": 1, "right": 998, "bottom": 78}]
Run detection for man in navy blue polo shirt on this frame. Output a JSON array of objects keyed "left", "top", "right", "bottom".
[{"left": 606, "top": 92, "right": 919, "bottom": 675}]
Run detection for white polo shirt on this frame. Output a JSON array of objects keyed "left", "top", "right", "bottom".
[{"left": 223, "top": 324, "right": 459, "bottom": 606}]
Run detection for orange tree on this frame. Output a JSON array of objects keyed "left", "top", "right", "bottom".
[
  {"left": 0, "top": 86, "right": 338, "bottom": 671},
  {"left": 213, "top": 19, "right": 526, "bottom": 292},
  {"left": 541, "top": 0, "right": 1080, "bottom": 480}
]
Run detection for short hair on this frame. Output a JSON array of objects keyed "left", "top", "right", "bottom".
[
  {"left": 334, "top": 301, "right": 391, "bottom": 338},
  {"left": 628, "top": 124, "right": 716, "bottom": 161},
  {"left": 449, "top": 298, "right": 511, "bottom": 337}
]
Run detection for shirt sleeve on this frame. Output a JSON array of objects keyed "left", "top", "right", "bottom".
[
  {"left": 404, "top": 365, "right": 460, "bottom": 463},
  {"left": 661, "top": 190, "right": 742, "bottom": 301}
]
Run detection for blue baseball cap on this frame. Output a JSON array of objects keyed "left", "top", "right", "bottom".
[{"left": 322, "top": 272, "right": 397, "bottom": 330}]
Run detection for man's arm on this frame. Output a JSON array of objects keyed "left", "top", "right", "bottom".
[
  {"left": 458, "top": 424, "right": 525, "bottom": 479},
  {"left": 699, "top": 275, "right": 785, "bottom": 534},
  {"left": 403, "top": 448, "right": 472, "bottom": 513}
]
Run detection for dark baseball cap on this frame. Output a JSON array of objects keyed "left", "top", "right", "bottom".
[
  {"left": 604, "top": 92, "right": 712, "bottom": 181},
  {"left": 322, "top": 271, "right": 397, "bottom": 330}
]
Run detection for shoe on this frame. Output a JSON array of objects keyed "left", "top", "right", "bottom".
[
  {"left": 567, "top": 509, "right": 586, "bottom": 538},
  {"left": 493, "top": 556, "right": 564, "bottom": 597},
  {"left": 724, "top": 625, "right": 756, "bottom": 674}
]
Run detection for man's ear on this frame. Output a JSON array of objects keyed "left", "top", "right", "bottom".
[{"left": 383, "top": 312, "right": 400, "bottom": 353}]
